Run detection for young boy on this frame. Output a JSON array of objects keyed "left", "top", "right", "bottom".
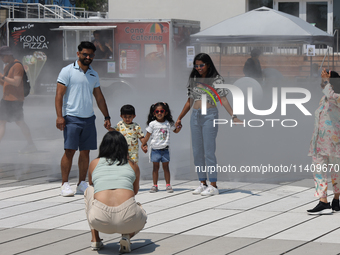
[{"left": 111, "top": 105, "right": 146, "bottom": 163}]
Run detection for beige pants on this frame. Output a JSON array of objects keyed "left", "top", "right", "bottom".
[{"left": 84, "top": 186, "right": 147, "bottom": 235}]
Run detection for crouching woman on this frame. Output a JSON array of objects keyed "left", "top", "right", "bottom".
[{"left": 85, "top": 130, "right": 147, "bottom": 253}]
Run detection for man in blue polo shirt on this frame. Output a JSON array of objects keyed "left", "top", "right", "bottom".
[{"left": 55, "top": 41, "right": 111, "bottom": 197}]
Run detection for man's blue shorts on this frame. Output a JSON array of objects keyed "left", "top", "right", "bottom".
[
  {"left": 150, "top": 147, "right": 170, "bottom": 163},
  {"left": 63, "top": 115, "right": 97, "bottom": 151}
]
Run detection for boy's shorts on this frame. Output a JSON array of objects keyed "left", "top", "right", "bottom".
[
  {"left": 129, "top": 152, "right": 139, "bottom": 164},
  {"left": 63, "top": 115, "right": 97, "bottom": 151},
  {"left": 150, "top": 147, "right": 170, "bottom": 162}
]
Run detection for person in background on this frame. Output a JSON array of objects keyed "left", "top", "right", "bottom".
[
  {"left": 55, "top": 41, "right": 111, "bottom": 197},
  {"left": 85, "top": 131, "right": 147, "bottom": 253},
  {"left": 0, "top": 46, "right": 36, "bottom": 153},
  {"left": 92, "top": 30, "right": 110, "bottom": 59},
  {"left": 145, "top": 44, "right": 166, "bottom": 76},
  {"left": 243, "top": 48, "right": 263, "bottom": 81},
  {"left": 307, "top": 69, "right": 340, "bottom": 215}
]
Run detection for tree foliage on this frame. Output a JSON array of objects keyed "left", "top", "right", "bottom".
[{"left": 75, "top": 0, "right": 108, "bottom": 12}]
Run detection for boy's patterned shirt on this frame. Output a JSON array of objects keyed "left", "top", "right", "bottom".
[{"left": 114, "top": 121, "right": 144, "bottom": 163}]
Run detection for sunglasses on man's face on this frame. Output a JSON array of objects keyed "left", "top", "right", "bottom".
[
  {"left": 80, "top": 53, "right": 95, "bottom": 58},
  {"left": 194, "top": 63, "right": 206, "bottom": 69},
  {"left": 154, "top": 109, "right": 165, "bottom": 114}
]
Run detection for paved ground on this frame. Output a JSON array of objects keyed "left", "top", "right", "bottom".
[{"left": 1, "top": 163, "right": 340, "bottom": 255}]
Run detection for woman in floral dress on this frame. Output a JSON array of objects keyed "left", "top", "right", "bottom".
[{"left": 307, "top": 69, "right": 340, "bottom": 215}]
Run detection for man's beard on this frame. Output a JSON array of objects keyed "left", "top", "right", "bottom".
[{"left": 80, "top": 58, "right": 92, "bottom": 66}]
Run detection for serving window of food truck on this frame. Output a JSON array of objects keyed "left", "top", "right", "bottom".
[{"left": 52, "top": 26, "right": 116, "bottom": 61}]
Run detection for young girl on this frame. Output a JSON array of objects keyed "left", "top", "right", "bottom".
[{"left": 142, "top": 102, "right": 181, "bottom": 193}]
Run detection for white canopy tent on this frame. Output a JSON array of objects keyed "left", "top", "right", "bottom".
[{"left": 191, "top": 7, "right": 334, "bottom": 46}]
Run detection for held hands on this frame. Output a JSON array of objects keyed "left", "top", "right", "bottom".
[
  {"left": 142, "top": 144, "right": 148, "bottom": 153},
  {"left": 174, "top": 119, "right": 182, "bottom": 133},
  {"left": 140, "top": 134, "right": 150, "bottom": 153},
  {"left": 104, "top": 120, "right": 111, "bottom": 130},
  {"left": 174, "top": 124, "right": 182, "bottom": 133}
]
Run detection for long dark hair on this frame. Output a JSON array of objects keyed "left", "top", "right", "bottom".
[
  {"left": 147, "top": 102, "right": 174, "bottom": 126},
  {"left": 330, "top": 70, "right": 340, "bottom": 93},
  {"left": 97, "top": 131, "right": 128, "bottom": 165},
  {"left": 189, "top": 53, "right": 220, "bottom": 79}
]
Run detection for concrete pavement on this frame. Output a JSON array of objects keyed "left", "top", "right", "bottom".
[{"left": 1, "top": 163, "right": 340, "bottom": 255}]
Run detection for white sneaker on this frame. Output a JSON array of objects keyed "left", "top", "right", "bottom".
[
  {"left": 119, "top": 234, "right": 131, "bottom": 253},
  {"left": 76, "top": 181, "right": 89, "bottom": 195},
  {"left": 91, "top": 241, "right": 103, "bottom": 251},
  {"left": 192, "top": 183, "right": 208, "bottom": 195},
  {"left": 60, "top": 182, "right": 75, "bottom": 197},
  {"left": 200, "top": 185, "right": 219, "bottom": 196}
]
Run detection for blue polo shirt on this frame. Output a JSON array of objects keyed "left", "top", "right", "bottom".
[{"left": 57, "top": 61, "right": 100, "bottom": 118}]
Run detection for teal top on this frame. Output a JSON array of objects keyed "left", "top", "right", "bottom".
[{"left": 92, "top": 157, "right": 136, "bottom": 194}]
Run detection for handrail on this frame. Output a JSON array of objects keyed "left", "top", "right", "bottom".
[
  {"left": 0, "top": 2, "right": 106, "bottom": 19},
  {"left": 44, "top": 4, "right": 78, "bottom": 19}
]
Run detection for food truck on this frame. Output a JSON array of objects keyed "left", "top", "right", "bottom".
[{"left": 0, "top": 18, "right": 200, "bottom": 95}]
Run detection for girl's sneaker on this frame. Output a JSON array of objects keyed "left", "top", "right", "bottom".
[
  {"left": 201, "top": 185, "right": 219, "bottom": 196},
  {"left": 149, "top": 186, "right": 158, "bottom": 193},
  {"left": 192, "top": 183, "right": 207, "bottom": 195},
  {"left": 166, "top": 185, "right": 174, "bottom": 193}
]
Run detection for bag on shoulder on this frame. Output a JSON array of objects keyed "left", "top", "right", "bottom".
[{"left": 4, "top": 61, "right": 31, "bottom": 97}]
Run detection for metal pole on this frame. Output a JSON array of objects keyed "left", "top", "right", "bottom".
[
  {"left": 336, "top": 29, "right": 339, "bottom": 60},
  {"left": 219, "top": 43, "right": 222, "bottom": 74},
  {"left": 320, "top": 47, "right": 329, "bottom": 69},
  {"left": 333, "top": 46, "right": 335, "bottom": 70},
  {"left": 328, "top": 48, "right": 330, "bottom": 69},
  {"left": 168, "top": 21, "right": 173, "bottom": 96}
]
